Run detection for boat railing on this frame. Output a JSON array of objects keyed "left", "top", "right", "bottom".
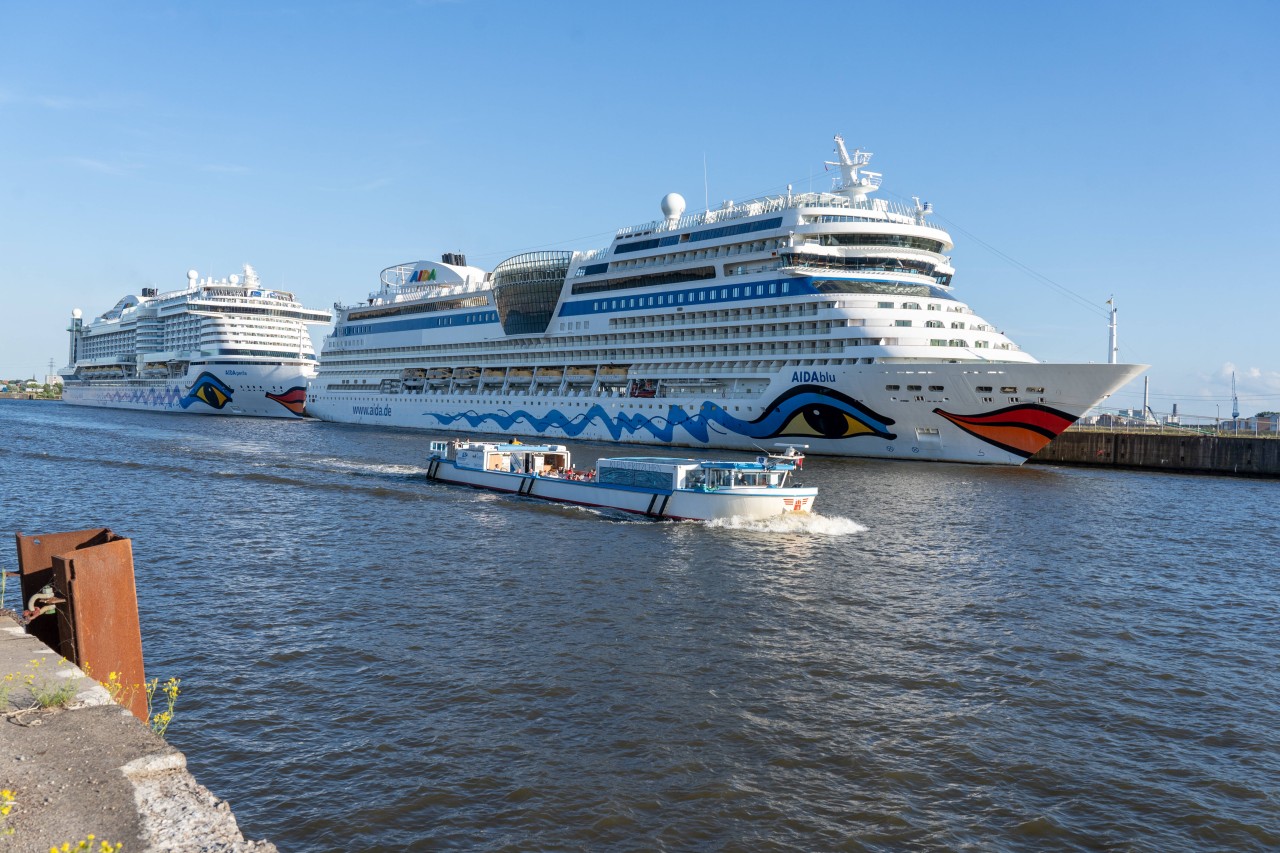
[
  {"left": 614, "top": 192, "right": 933, "bottom": 239},
  {"left": 573, "top": 247, "right": 610, "bottom": 263}
]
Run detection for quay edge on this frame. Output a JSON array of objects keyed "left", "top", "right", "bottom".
[
  {"left": 1030, "top": 430, "right": 1280, "bottom": 478},
  {"left": 0, "top": 614, "right": 276, "bottom": 851}
]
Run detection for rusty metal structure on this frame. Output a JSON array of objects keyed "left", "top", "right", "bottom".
[{"left": 13, "top": 528, "right": 148, "bottom": 721}]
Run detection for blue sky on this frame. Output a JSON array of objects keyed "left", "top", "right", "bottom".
[{"left": 2, "top": 1, "right": 1276, "bottom": 417}]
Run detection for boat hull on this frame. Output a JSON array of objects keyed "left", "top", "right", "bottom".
[
  {"left": 310, "top": 361, "right": 1146, "bottom": 464},
  {"left": 62, "top": 363, "right": 315, "bottom": 418},
  {"left": 425, "top": 458, "right": 817, "bottom": 521}
]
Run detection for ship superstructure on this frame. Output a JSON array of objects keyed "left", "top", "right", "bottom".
[
  {"left": 307, "top": 138, "right": 1145, "bottom": 463},
  {"left": 61, "top": 265, "right": 332, "bottom": 417}
]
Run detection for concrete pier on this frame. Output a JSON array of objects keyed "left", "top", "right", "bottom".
[
  {"left": 1030, "top": 429, "right": 1280, "bottom": 477},
  {"left": 0, "top": 614, "right": 275, "bottom": 851}
]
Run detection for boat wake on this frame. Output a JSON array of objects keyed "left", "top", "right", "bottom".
[{"left": 702, "top": 513, "right": 865, "bottom": 536}]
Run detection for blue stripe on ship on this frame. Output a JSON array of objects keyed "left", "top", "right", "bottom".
[
  {"left": 342, "top": 310, "right": 500, "bottom": 336},
  {"left": 558, "top": 277, "right": 821, "bottom": 317}
]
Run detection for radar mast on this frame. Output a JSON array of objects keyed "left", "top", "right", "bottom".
[{"left": 826, "top": 134, "right": 881, "bottom": 203}]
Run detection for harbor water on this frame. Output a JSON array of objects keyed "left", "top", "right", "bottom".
[{"left": 1, "top": 400, "right": 1275, "bottom": 851}]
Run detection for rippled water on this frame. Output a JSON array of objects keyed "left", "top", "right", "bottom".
[{"left": 1, "top": 400, "right": 1276, "bottom": 851}]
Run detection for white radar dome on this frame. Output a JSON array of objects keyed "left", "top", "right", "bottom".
[
  {"left": 229, "top": 274, "right": 240, "bottom": 285},
  {"left": 72, "top": 308, "right": 82, "bottom": 319},
  {"left": 187, "top": 269, "right": 198, "bottom": 281},
  {"left": 660, "top": 192, "right": 686, "bottom": 221}
]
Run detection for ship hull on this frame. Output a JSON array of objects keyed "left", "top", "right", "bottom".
[
  {"left": 426, "top": 460, "right": 817, "bottom": 520},
  {"left": 308, "top": 361, "right": 1145, "bottom": 464},
  {"left": 61, "top": 363, "right": 315, "bottom": 419}
]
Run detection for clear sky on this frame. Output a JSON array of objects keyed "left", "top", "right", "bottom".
[{"left": 2, "top": 1, "right": 1276, "bottom": 418}]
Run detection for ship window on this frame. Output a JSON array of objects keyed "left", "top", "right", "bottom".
[
  {"left": 878, "top": 301, "right": 894, "bottom": 309},
  {"left": 781, "top": 283, "right": 790, "bottom": 293},
  {"left": 885, "top": 384, "right": 900, "bottom": 390},
  {"left": 769, "top": 284, "right": 777, "bottom": 294},
  {"left": 1001, "top": 386, "right": 1017, "bottom": 393},
  {"left": 903, "top": 302, "right": 921, "bottom": 310},
  {"left": 894, "top": 320, "right": 912, "bottom": 327},
  {"left": 928, "top": 303, "right": 940, "bottom": 310},
  {"left": 929, "top": 385, "right": 944, "bottom": 392},
  {"left": 977, "top": 386, "right": 992, "bottom": 392},
  {"left": 907, "top": 385, "right": 922, "bottom": 391},
  {"left": 1027, "top": 386, "right": 1044, "bottom": 393}
]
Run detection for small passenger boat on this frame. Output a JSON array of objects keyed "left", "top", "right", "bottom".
[{"left": 425, "top": 440, "right": 816, "bottom": 521}]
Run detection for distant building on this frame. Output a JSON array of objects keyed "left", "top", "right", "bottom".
[
  {"left": 1223, "top": 414, "right": 1280, "bottom": 434},
  {"left": 45, "top": 374, "right": 63, "bottom": 386}
]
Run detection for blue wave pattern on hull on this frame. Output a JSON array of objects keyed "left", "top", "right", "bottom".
[
  {"left": 96, "top": 372, "right": 236, "bottom": 411},
  {"left": 102, "top": 385, "right": 184, "bottom": 408},
  {"left": 424, "top": 385, "right": 897, "bottom": 443}
]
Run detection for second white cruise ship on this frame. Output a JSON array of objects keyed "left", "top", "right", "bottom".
[
  {"left": 307, "top": 138, "right": 1145, "bottom": 464},
  {"left": 61, "top": 265, "right": 332, "bottom": 418}
]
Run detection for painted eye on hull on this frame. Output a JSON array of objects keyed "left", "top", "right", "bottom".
[
  {"left": 777, "top": 405, "right": 877, "bottom": 439},
  {"left": 197, "top": 386, "right": 228, "bottom": 407},
  {"left": 747, "top": 384, "right": 895, "bottom": 441},
  {"left": 182, "top": 372, "right": 235, "bottom": 410}
]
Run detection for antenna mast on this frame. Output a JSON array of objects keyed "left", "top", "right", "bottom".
[
  {"left": 1107, "top": 297, "right": 1118, "bottom": 364},
  {"left": 1232, "top": 371, "right": 1239, "bottom": 420}
]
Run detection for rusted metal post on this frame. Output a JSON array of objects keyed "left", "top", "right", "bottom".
[{"left": 13, "top": 529, "right": 148, "bottom": 721}]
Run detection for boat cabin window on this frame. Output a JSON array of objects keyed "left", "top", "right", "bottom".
[
  {"left": 700, "top": 467, "right": 789, "bottom": 489},
  {"left": 598, "top": 465, "right": 676, "bottom": 490}
]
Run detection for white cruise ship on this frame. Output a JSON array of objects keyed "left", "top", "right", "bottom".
[
  {"left": 308, "top": 138, "right": 1145, "bottom": 464},
  {"left": 61, "top": 265, "right": 332, "bottom": 418}
]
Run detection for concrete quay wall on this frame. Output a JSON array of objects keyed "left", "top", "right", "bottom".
[
  {"left": 0, "top": 615, "right": 275, "bottom": 852},
  {"left": 1030, "top": 430, "right": 1280, "bottom": 477}
]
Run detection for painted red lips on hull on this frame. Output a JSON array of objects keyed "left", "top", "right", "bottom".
[
  {"left": 266, "top": 386, "right": 308, "bottom": 416},
  {"left": 933, "top": 403, "right": 1077, "bottom": 458}
]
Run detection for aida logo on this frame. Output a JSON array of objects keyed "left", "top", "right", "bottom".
[
  {"left": 180, "top": 372, "right": 235, "bottom": 410},
  {"left": 791, "top": 370, "right": 837, "bottom": 384},
  {"left": 409, "top": 268, "right": 437, "bottom": 283}
]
